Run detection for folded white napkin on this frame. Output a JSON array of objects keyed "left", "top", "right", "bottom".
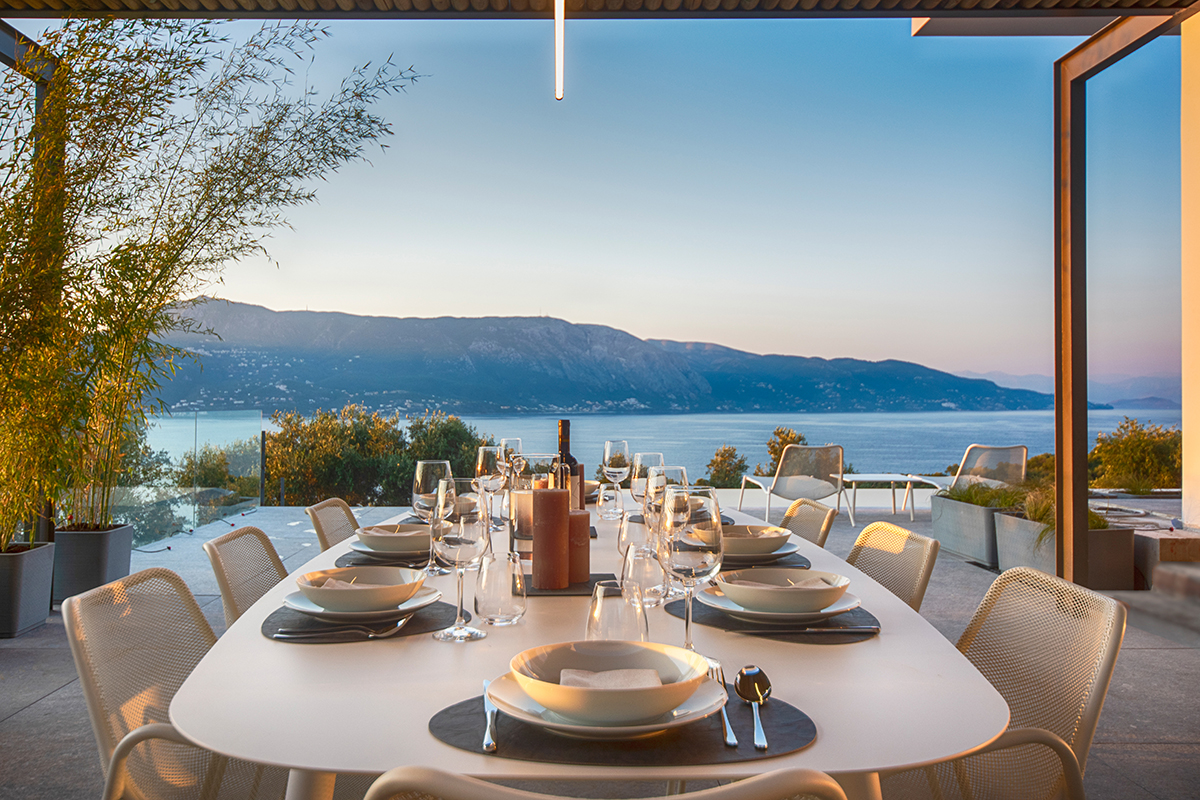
[
  {"left": 559, "top": 668, "right": 663, "bottom": 689},
  {"left": 361, "top": 526, "right": 422, "bottom": 537},
  {"left": 729, "top": 576, "right": 832, "bottom": 589},
  {"left": 319, "top": 578, "right": 388, "bottom": 590}
]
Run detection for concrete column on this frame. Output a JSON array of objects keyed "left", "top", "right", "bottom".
[{"left": 1184, "top": 18, "right": 1200, "bottom": 525}]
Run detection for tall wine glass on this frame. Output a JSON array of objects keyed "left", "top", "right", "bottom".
[
  {"left": 657, "top": 484, "right": 722, "bottom": 652},
  {"left": 475, "top": 445, "right": 505, "bottom": 535},
  {"left": 602, "top": 440, "right": 630, "bottom": 485},
  {"left": 431, "top": 486, "right": 490, "bottom": 643},
  {"left": 629, "top": 452, "right": 664, "bottom": 510},
  {"left": 498, "top": 438, "right": 523, "bottom": 526},
  {"left": 412, "top": 460, "right": 453, "bottom": 576},
  {"left": 645, "top": 466, "right": 688, "bottom": 600}
]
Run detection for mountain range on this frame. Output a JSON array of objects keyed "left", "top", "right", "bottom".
[{"left": 158, "top": 299, "right": 1072, "bottom": 415}]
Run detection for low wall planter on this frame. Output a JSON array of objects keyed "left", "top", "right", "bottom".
[
  {"left": 1, "top": 542, "right": 54, "bottom": 638},
  {"left": 995, "top": 512, "right": 1135, "bottom": 590},
  {"left": 52, "top": 524, "right": 133, "bottom": 605},
  {"left": 930, "top": 494, "right": 1001, "bottom": 568}
]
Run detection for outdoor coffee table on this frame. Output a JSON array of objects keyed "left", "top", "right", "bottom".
[
  {"left": 170, "top": 505, "right": 1008, "bottom": 800},
  {"left": 840, "top": 473, "right": 929, "bottom": 522}
]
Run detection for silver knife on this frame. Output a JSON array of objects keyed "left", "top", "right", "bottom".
[
  {"left": 481, "top": 680, "right": 498, "bottom": 753},
  {"left": 738, "top": 626, "right": 880, "bottom": 636}
]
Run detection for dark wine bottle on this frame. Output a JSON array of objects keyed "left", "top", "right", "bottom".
[{"left": 557, "top": 419, "right": 585, "bottom": 510}]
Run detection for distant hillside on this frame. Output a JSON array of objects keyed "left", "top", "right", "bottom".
[
  {"left": 1111, "top": 396, "right": 1181, "bottom": 410},
  {"left": 957, "top": 370, "right": 1182, "bottom": 405},
  {"left": 158, "top": 299, "right": 1060, "bottom": 415}
]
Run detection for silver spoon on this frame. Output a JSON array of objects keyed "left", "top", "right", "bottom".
[{"left": 734, "top": 665, "right": 772, "bottom": 750}]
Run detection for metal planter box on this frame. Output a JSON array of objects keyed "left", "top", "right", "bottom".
[
  {"left": 930, "top": 494, "right": 1001, "bottom": 568},
  {"left": 0, "top": 542, "right": 54, "bottom": 638},
  {"left": 995, "top": 512, "right": 1135, "bottom": 590},
  {"left": 52, "top": 524, "right": 133, "bottom": 605}
]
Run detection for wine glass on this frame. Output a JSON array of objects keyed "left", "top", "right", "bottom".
[
  {"left": 475, "top": 445, "right": 505, "bottom": 534},
  {"left": 644, "top": 465, "right": 688, "bottom": 600},
  {"left": 621, "top": 542, "right": 665, "bottom": 608},
  {"left": 597, "top": 483, "right": 624, "bottom": 521},
  {"left": 602, "top": 440, "right": 630, "bottom": 485},
  {"left": 412, "top": 460, "right": 453, "bottom": 576},
  {"left": 657, "top": 484, "right": 722, "bottom": 652},
  {"left": 431, "top": 492, "right": 490, "bottom": 642},
  {"left": 629, "top": 452, "right": 664, "bottom": 510},
  {"left": 498, "top": 438, "right": 522, "bottom": 526},
  {"left": 585, "top": 580, "right": 648, "bottom": 642}
]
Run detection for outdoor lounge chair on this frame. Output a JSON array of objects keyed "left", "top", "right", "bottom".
[
  {"left": 365, "top": 766, "right": 848, "bottom": 800},
  {"left": 306, "top": 497, "right": 361, "bottom": 551},
  {"left": 780, "top": 498, "right": 838, "bottom": 548},
  {"left": 846, "top": 522, "right": 939, "bottom": 611},
  {"left": 203, "top": 525, "right": 287, "bottom": 627},
  {"left": 912, "top": 444, "right": 1028, "bottom": 492},
  {"left": 879, "top": 566, "right": 1126, "bottom": 800},
  {"left": 738, "top": 444, "right": 852, "bottom": 525}
]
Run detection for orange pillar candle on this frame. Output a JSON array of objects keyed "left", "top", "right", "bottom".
[
  {"left": 533, "top": 476, "right": 551, "bottom": 490},
  {"left": 531, "top": 488, "right": 570, "bottom": 589},
  {"left": 568, "top": 509, "right": 591, "bottom": 584}
]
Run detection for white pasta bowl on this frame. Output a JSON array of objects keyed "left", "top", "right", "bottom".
[
  {"left": 697, "top": 524, "right": 791, "bottom": 555},
  {"left": 510, "top": 640, "right": 709, "bottom": 724},
  {"left": 716, "top": 568, "right": 850, "bottom": 613},
  {"left": 355, "top": 524, "right": 430, "bottom": 554},
  {"left": 296, "top": 566, "right": 425, "bottom": 612}
]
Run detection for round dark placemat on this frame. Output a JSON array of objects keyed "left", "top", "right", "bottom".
[
  {"left": 664, "top": 599, "right": 880, "bottom": 644},
  {"left": 334, "top": 552, "right": 430, "bottom": 568},
  {"left": 720, "top": 553, "right": 811, "bottom": 571},
  {"left": 261, "top": 601, "right": 467, "bottom": 643},
  {"left": 429, "top": 686, "right": 814, "bottom": 764}
]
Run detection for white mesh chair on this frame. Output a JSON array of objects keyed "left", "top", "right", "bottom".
[
  {"left": 914, "top": 444, "right": 1028, "bottom": 492},
  {"left": 780, "top": 498, "right": 838, "bottom": 548},
  {"left": 62, "top": 568, "right": 289, "bottom": 800},
  {"left": 879, "top": 567, "right": 1126, "bottom": 800},
  {"left": 306, "top": 497, "right": 361, "bottom": 551},
  {"left": 203, "top": 526, "right": 287, "bottom": 628},
  {"left": 364, "top": 766, "right": 848, "bottom": 800},
  {"left": 846, "top": 522, "right": 939, "bottom": 612},
  {"left": 738, "top": 444, "right": 853, "bottom": 525}
]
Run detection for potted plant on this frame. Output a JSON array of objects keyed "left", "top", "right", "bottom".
[
  {"left": 930, "top": 482, "right": 1025, "bottom": 569},
  {"left": 995, "top": 485, "right": 1134, "bottom": 590}
]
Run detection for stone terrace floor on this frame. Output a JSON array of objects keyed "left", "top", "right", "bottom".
[{"left": 1, "top": 496, "right": 1198, "bottom": 799}]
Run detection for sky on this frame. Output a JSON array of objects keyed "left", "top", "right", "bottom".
[{"left": 181, "top": 18, "right": 1181, "bottom": 380}]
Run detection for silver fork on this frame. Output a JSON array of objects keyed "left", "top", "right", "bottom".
[
  {"left": 274, "top": 617, "right": 411, "bottom": 640},
  {"left": 709, "top": 661, "right": 738, "bottom": 747}
]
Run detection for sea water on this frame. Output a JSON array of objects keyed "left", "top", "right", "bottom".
[{"left": 146, "top": 408, "right": 1183, "bottom": 481}]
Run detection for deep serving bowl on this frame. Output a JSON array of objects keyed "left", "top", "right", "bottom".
[
  {"left": 355, "top": 524, "right": 431, "bottom": 554},
  {"left": 716, "top": 568, "right": 850, "bottom": 613},
  {"left": 510, "top": 640, "right": 709, "bottom": 724},
  {"left": 296, "top": 566, "right": 425, "bottom": 612},
  {"left": 697, "top": 524, "right": 791, "bottom": 555}
]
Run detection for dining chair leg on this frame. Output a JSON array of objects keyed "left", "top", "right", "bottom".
[
  {"left": 285, "top": 768, "right": 336, "bottom": 800},
  {"left": 832, "top": 771, "right": 882, "bottom": 800}
]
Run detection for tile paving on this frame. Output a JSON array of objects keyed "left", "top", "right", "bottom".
[{"left": 0, "top": 496, "right": 1196, "bottom": 799}]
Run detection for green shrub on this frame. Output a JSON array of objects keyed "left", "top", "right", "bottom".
[
  {"left": 943, "top": 481, "right": 1027, "bottom": 509},
  {"left": 701, "top": 445, "right": 748, "bottom": 489},
  {"left": 753, "top": 427, "right": 806, "bottom": 477},
  {"left": 1091, "top": 417, "right": 1181, "bottom": 490}
]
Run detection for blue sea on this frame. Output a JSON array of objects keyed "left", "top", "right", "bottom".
[{"left": 146, "top": 409, "right": 1183, "bottom": 481}]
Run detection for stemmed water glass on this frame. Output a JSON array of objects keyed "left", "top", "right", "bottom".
[
  {"left": 644, "top": 465, "right": 688, "bottom": 600},
  {"left": 498, "top": 438, "right": 523, "bottom": 526},
  {"left": 474, "top": 445, "right": 505, "bottom": 535},
  {"left": 412, "top": 460, "right": 453, "bottom": 576},
  {"left": 657, "top": 484, "right": 722, "bottom": 652},
  {"left": 629, "top": 452, "right": 664, "bottom": 510},
  {"left": 431, "top": 481, "right": 490, "bottom": 643}
]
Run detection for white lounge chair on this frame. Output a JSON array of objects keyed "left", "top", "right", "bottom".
[
  {"left": 910, "top": 444, "right": 1028, "bottom": 492},
  {"left": 738, "top": 444, "right": 852, "bottom": 525}
]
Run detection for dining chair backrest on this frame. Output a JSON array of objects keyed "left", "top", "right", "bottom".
[
  {"left": 780, "top": 498, "right": 838, "bottom": 548},
  {"left": 880, "top": 567, "right": 1125, "bottom": 800},
  {"left": 772, "top": 445, "right": 845, "bottom": 502},
  {"left": 306, "top": 497, "right": 360, "bottom": 551},
  {"left": 62, "top": 567, "right": 288, "bottom": 800},
  {"left": 950, "top": 444, "right": 1028, "bottom": 490},
  {"left": 846, "top": 522, "right": 939, "bottom": 612},
  {"left": 203, "top": 525, "right": 287, "bottom": 628},
  {"left": 364, "top": 765, "right": 848, "bottom": 800}
]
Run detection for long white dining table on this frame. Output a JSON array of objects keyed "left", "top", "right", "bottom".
[{"left": 170, "top": 504, "right": 1009, "bottom": 800}]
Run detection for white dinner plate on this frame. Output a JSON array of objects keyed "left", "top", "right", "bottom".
[
  {"left": 695, "top": 586, "right": 861, "bottom": 624},
  {"left": 719, "top": 541, "right": 801, "bottom": 565},
  {"left": 485, "top": 672, "right": 726, "bottom": 739},
  {"left": 348, "top": 540, "right": 429, "bottom": 562},
  {"left": 282, "top": 586, "right": 441, "bottom": 622}
]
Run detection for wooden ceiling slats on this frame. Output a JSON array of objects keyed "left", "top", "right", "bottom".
[{"left": 644, "top": 0, "right": 663, "bottom": 12}]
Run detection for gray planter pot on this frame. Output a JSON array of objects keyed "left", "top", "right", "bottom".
[
  {"left": 930, "top": 494, "right": 1001, "bottom": 568},
  {"left": 995, "top": 512, "right": 1135, "bottom": 590},
  {"left": 1, "top": 542, "right": 54, "bottom": 638},
  {"left": 52, "top": 524, "right": 133, "bottom": 605}
]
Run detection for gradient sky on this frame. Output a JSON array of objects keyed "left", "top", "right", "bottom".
[{"left": 189, "top": 18, "right": 1181, "bottom": 379}]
